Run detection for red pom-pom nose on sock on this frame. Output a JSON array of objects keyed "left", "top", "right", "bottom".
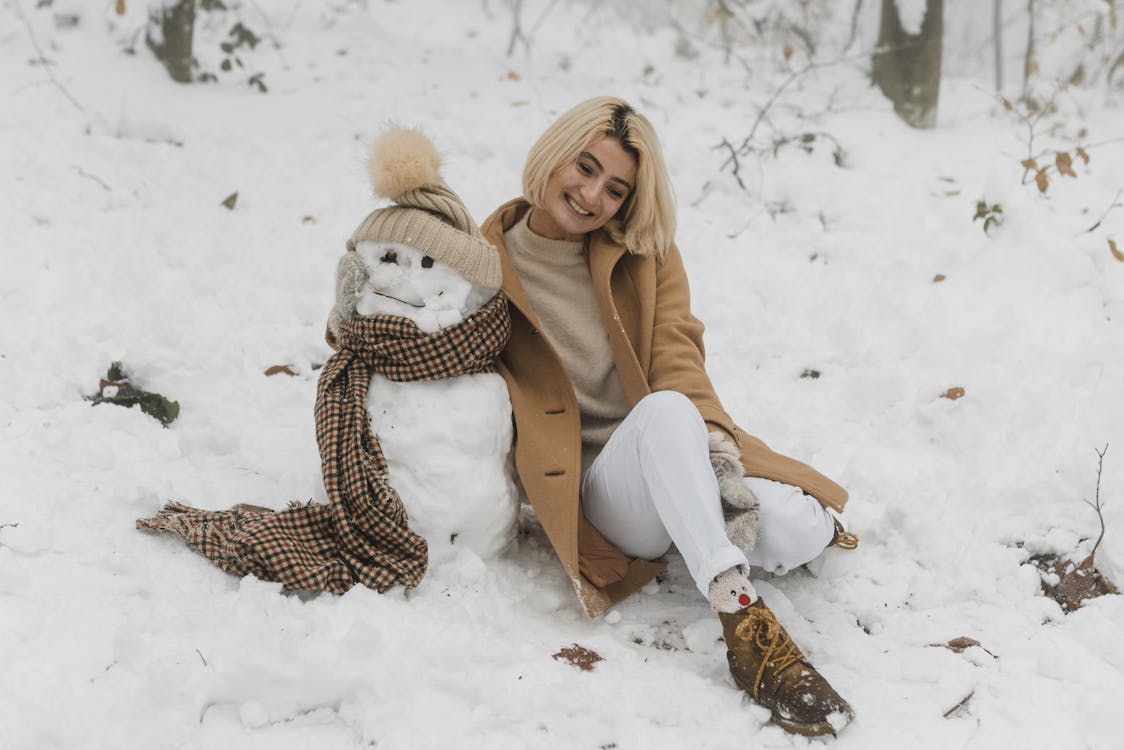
[{"left": 738, "top": 593, "right": 752, "bottom": 607}]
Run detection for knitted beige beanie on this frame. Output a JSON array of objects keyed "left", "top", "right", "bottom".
[{"left": 348, "top": 128, "right": 501, "bottom": 290}]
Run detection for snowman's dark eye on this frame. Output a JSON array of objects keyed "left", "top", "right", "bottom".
[
  {"left": 380, "top": 250, "right": 398, "bottom": 264},
  {"left": 421, "top": 256, "right": 434, "bottom": 269}
]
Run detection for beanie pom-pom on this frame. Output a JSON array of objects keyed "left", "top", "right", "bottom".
[{"left": 368, "top": 128, "right": 442, "bottom": 200}]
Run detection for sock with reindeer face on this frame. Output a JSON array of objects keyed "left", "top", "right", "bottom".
[{"left": 708, "top": 565, "right": 758, "bottom": 614}]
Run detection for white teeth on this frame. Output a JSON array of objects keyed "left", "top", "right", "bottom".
[{"left": 566, "top": 195, "right": 592, "bottom": 216}]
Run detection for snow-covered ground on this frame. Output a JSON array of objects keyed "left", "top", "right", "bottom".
[{"left": 2, "top": 2, "right": 1123, "bottom": 748}]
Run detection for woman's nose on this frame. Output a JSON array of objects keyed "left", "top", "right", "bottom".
[{"left": 577, "top": 179, "right": 599, "bottom": 206}]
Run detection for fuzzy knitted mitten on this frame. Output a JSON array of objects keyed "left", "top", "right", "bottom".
[
  {"left": 708, "top": 565, "right": 758, "bottom": 614},
  {"left": 709, "top": 431, "right": 760, "bottom": 554}
]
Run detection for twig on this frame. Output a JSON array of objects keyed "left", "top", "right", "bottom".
[
  {"left": 0, "top": 521, "right": 19, "bottom": 549},
  {"left": 1082, "top": 444, "right": 1109, "bottom": 561},
  {"left": 787, "top": 21, "right": 816, "bottom": 59},
  {"left": 73, "top": 167, "right": 112, "bottom": 191},
  {"left": 690, "top": 180, "right": 716, "bottom": 209},
  {"left": 1108, "top": 49, "right": 1124, "bottom": 88},
  {"left": 282, "top": 0, "right": 307, "bottom": 29},
  {"left": 1020, "top": 89, "right": 1057, "bottom": 170},
  {"left": 12, "top": 0, "right": 85, "bottom": 114},
  {"left": 770, "top": 130, "right": 848, "bottom": 167},
  {"left": 710, "top": 0, "right": 741, "bottom": 64},
  {"left": 1084, "top": 189, "right": 1123, "bottom": 233},
  {"left": 997, "top": 84, "right": 1063, "bottom": 187},
  {"left": 528, "top": 0, "right": 560, "bottom": 38},
  {"left": 506, "top": 0, "right": 527, "bottom": 57},
  {"left": 247, "top": 0, "right": 291, "bottom": 67},
  {"left": 714, "top": 138, "right": 746, "bottom": 191},
  {"left": 1081, "top": 136, "right": 1124, "bottom": 151},
  {"left": 735, "top": 64, "right": 808, "bottom": 154},
  {"left": 944, "top": 692, "right": 971, "bottom": 719},
  {"left": 731, "top": 44, "right": 884, "bottom": 158}
]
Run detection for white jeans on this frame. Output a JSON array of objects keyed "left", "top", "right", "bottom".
[{"left": 581, "top": 391, "right": 837, "bottom": 596}]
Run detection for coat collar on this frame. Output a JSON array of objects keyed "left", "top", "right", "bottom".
[
  {"left": 482, "top": 199, "right": 537, "bottom": 328},
  {"left": 586, "top": 227, "right": 627, "bottom": 301}
]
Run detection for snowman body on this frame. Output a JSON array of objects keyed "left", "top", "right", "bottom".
[{"left": 353, "top": 240, "right": 519, "bottom": 563}]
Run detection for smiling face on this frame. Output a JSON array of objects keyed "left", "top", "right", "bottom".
[
  {"left": 353, "top": 241, "right": 492, "bottom": 332},
  {"left": 529, "top": 136, "right": 638, "bottom": 242}
]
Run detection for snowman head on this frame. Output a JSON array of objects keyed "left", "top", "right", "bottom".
[
  {"left": 353, "top": 240, "right": 494, "bottom": 333},
  {"left": 335, "top": 128, "right": 502, "bottom": 333}
]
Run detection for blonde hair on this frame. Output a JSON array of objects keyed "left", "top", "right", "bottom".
[{"left": 522, "top": 96, "right": 676, "bottom": 258}]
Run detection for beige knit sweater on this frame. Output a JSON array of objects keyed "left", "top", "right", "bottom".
[{"left": 504, "top": 213, "right": 631, "bottom": 473}]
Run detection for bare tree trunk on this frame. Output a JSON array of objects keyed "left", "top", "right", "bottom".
[
  {"left": 147, "top": 0, "right": 196, "bottom": 83},
  {"left": 872, "top": 0, "right": 944, "bottom": 129},
  {"left": 1022, "top": 0, "right": 1036, "bottom": 102},
  {"left": 994, "top": 0, "right": 1003, "bottom": 92}
]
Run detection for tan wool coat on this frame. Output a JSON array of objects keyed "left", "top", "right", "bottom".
[{"left": 481, "top": 199, "right": 848, "bottom": 617}]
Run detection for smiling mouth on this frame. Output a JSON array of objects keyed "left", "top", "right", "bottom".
[
  {"left": 565, "top": 194, "right": 593, "bottom": 217},
  {"left": 374, "top": 291, "right": 425, "bottom": 308}
]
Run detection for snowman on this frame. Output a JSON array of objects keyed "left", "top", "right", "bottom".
[{"left": 328, "top": 128, "right": 519, "bottom": 570}]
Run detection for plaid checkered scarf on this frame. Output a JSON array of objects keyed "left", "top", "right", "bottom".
[{"left": 136, "top": 292, "right": 511, "bottom": 594}]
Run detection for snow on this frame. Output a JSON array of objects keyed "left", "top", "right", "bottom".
[
  {"left": 894, "top": 0, "right": 928, "bottom": 36},
  {"left": 2, "top": 1, "right": 1123, "bottom": 749}
]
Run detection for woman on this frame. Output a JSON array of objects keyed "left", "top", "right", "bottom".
[{"left": 479, "top": 97, "right": 856, "bottom": 737}]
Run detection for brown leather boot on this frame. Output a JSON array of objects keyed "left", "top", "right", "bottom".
[
  {"left": 829, "top": 516, "right": 859, "bottom": 550},
  {"left": 718, "top": 599, "right": 854, "bottom": 737}
]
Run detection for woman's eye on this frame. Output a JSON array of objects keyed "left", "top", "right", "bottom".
[
  {"left": 608, "top": 189, "right": 624, "bottom": 201},
  {"left": 380, "top": 251, "right": 398, "bottom": 264},
  {"left": 421, "top": 256, "right": 434, "bottom": 269},
  {"left": 577, "top": 161, "right": 593, "bottom": 175}
]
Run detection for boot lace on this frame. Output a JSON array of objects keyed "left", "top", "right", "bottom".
[
  {"left": 830, "top": 517, "right": 859, "bottom": 550},
  {"left": 735, "top": 606, "right": 806, "bottom": 700}
]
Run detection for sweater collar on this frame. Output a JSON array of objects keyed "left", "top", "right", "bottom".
[{"left": 508, "top": 210, "right": 585, "bottom": 262}]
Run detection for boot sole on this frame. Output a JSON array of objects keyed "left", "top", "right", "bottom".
[{"left": 730, "top": 670, "right": 853, "bottom": 737}]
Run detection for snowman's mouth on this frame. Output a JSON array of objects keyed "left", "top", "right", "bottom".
[{"left": 374, "top": 291, "right": 425, "bottom": 308}]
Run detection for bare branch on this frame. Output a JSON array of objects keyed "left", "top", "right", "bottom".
[
  {"left": 506, "top": 0, "right": 527, "bottom": 57},
  {"left": 735, "top": 64, "right": 807, "bottom": 154},
  {"left": 12, "top": 0, "right": 86, "bottom": 114},
  {"left": 943, "top": 691, "right": 975, "bottom": 718},
  {"left": 73, "top": 167, "right": 112, "bottom": 192},
  {"left": 1083, "top": 189, "right": 1123, "bottom": 234},
  {"left": 714, "top": 138, "right": 747, "bottom": 191},
  {"left": 528, "top": 0, "right": 560, "bottom": 38},
  {"left": 1082, "top": 444, "right": 1109, "bottom": 562},
  {"left": 504, "top": 0, "right": 558, "bottom": 57},
  {"left": 731, "top": 44, "right": 884, "bottom": 159}
]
